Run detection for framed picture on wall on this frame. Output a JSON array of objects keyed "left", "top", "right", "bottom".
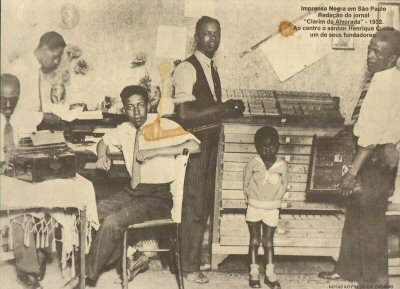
[
  {"left": 331, "top": 30, "right": 354, "bottom": 50},
  {"left": 378, "top": 2, "right": 400, "bottom": 29}
]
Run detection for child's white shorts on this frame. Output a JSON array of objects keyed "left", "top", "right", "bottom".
[{"left": 245, "top": 206, "right": 279, "bottom": 227}]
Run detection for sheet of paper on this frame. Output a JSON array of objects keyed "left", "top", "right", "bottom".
[
  {"left": 155, "top": 25, "right": 187, "bottom": 60},
  {"left": 184, "top": 0, "right": 215, "bottom": 18},
  {"left": 260, "top": 13, "right": 331, "bottom": 82}
]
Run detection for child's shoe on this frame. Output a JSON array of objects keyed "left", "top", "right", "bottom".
[
  {"left": 249, "top": 264, "right": 261, "bottom": 288},
  {"left": 264, "top": 264, "right": 281, "bottom": 289}
]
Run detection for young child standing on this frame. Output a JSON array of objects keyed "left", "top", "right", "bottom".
[{"left": 244, "top": 126, "right": 287, "bottom": 289}]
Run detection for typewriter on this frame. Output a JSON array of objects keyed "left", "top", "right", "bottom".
[
  {"left": 11, "top": 131, "right": 76, "bottom": 183},
  {"left": 64, "top": 112, "right": 127, "bottom": 143}
]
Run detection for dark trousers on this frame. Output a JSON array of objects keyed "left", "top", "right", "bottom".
[
  {"left": 12, "top": 215, "right": 52, "bottom": 274},
  {"left": 335, "top": 161, "right": 397, "bottom": 284},
  {"left": 180, "top": 136, "right": 218, "bottom": 272},
  {"left": 86, "top": 183, "right": 172, "bottom": 281}
]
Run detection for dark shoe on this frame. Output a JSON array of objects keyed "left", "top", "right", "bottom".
[
  {"left": 184, "top": 271, "right": 209, "bottom": 284},
  {"left": 17, "top": 270, "right": 43, "bottom": 289},
  {"left": 249, "top": 264, "right": 261, "bottom": 288},
  {"left": 126, "top": 251, "right": 149, "bottom": 282},
  {"left": 249, "top": 278, "right": 261, "bottom": 288},
  {"left": 318, "top": 271, "right": 342, "bottom": 280},
  {"left": 264, "top": 277, "right": 281, "bottom": 289},
  {"left": 36, "top": 250, "right": 48, "bottom": 281}
]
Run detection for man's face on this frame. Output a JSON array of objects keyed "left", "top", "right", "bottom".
[
  {"left": 124, "top": 94, "right": 148, "bottom": 129},
  {"left": 50, "top": 84, "right": 66, "bottom": 104},
  {"left": 38, "top": 46, "right": 64, "bottom": 72},
  {"left": 1, "top": 84, "right": 19, "bottom": 117},
  {"left": 367, "top": 38, "right": 397, "bottom": 73},
  {"left": 196, "top": 21, "right": 221, "bottom": 58}
]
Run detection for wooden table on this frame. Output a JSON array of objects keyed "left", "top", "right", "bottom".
[{"left": 0, "top": 175, "right": 99, "bottom": 289}]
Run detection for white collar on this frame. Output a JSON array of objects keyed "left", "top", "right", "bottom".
[
  {"left": 373, "top": 66, "right": 398, "bottom": 80},
  {"left": 254, "top": 156, "right": 283, "bottom": 172},
  {"left": 194, "top": 50, "right": 213, "bottom": 68}
]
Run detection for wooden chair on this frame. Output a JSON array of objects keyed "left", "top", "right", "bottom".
[{"left": 121, "top": 149, "right": 189, "bottom": 289}]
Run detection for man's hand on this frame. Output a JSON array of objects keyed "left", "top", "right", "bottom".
[
  {"left": 96, "top": 156, "right": 112, "bottom": 171},
  {"left": 42, "top": 112, "right": 63, "bottom": 126},
  {"left": 0, "top": 162, "right": 8, "bottom": 175},
  {"left": 340, "top": 172, "right": 358, "bottom": 197},
  {"left": 136, "top": 149, "right": 158, "bottom": 163},
  {"left": 222, "top": 99, "right": 245, "bottom": 117}
]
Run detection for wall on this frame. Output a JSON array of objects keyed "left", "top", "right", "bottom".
[{"left": 0, "top": 0, "right": 388, "bottom": 122}]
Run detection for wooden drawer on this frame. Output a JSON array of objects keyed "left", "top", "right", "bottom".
[
  {"left": 220, "top": 199, "right": 341, "bottom": 210},
  {"left": 223, "top": 153, "right": 310, "bottom": 164},
  {"left": 221, "top": 181, "right": 306, "bottom": 191},
  {"left": 223, "top": 171, "right": 307, "bottom": 183},
  {"left": 220, "top": 226, "right": 342, "bottom": 238},
  {"left": 224, "top": 134, "right": 313, "bottom": 145},
  {"left": 221, "top": 190, "right": 307, "bottom": 202},
  {"left": 220, "top": 214, "right": 344, "bottom": 229},
  {"left": 220, "top": 236, "right": 341, "bottom": 247},
  {"left": 224, "top": 124, "right": 341, "bottom": 137},
  {"left": 224, "top": 143, "right": 312, "bottom": 155},
  {"left": 222, "top": 162, "right": 309, "bottom": 174}
]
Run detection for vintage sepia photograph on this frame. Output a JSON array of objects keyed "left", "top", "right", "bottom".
[{"left": 1, "top": 0, "right": 400, "bottom": 289}]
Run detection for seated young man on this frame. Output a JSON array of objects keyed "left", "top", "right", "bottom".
[
  {"left": 72, "top": 85, "right": 200, "bottom": 287},
  {"left": 1, "top": 73, "right": 50, "bottom": 289}
]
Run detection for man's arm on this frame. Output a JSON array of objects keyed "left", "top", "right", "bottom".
[
  {"left": 243, "top": 161, "right": 253, "bottom": 204},
  {"left": 340, "top": 145, "right": 375, "bottom": 196},
  {"left": 96, "top": 139, "right": 112, "bottom": 171},
  {"left": 173, "top": 61, "right": 244, "bottom": 121},
  {"left": 136, "top": 139, "right": 200, "bottom": 162},
  {"left": 278, "top": 166, "right": 288, "bottom": 199}
]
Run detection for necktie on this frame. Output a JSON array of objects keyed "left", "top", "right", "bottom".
[
  {"left": 130, "top": 130, "right": 141, "bottom": 189},
  {"left": 3, "top": 119, "right": 15, "bottom": 164},
  {"left": 350, "top": 75, "right": 373, "bottom": 124},
  {"left": 211, "top": 60, "right": 222, "bottom": 104},
  {"left": 38, "top": 69, "right": 43, "bottom": 112}
]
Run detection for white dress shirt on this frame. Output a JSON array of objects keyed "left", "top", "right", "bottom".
[
  {"left": 102, "top": 114, "right": 200, "bottom": 183},
  {"left": 0, "top": 113, "right": 38, "bottom": 162},
  {"left": 354, "top": 67, "right": 400, "bottom": 148},
  {"left": 173, "top": 50, "right": 217, "bottom": 104}
]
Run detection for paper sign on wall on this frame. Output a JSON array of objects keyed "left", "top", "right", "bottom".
[
  {"left": 260, "top": 13, "right": 331, "bottom": 82},
  {"left": 184, "top": 0, "right": 215, "bottom": 18},
  {"left": 155, "top": 25, "right": 187, "bottom": 60}
]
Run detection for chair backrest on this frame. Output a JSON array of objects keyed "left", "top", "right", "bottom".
[{"left": 170, "top": 149, "right": 189, "bottom": 223}]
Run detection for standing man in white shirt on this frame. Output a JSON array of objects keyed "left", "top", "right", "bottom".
[
  {"left": 319, "top": 28, "right": 400, "bottom": 286},
  {"left": 172, "top": 16, "right": 245, "bottom": 284}
]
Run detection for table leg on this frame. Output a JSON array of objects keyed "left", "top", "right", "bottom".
[{"left": 80, "top": 207, "right": 87, "bottom": 289}]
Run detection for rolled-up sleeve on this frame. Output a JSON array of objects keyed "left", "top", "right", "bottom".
[
  {"left": 102, "top": 125, "right": 123, "bottom": 147},
  {"left": 173, "top": 62, "right": 197, "bottom": 104},
  {"left": 354, "top": 69, "right": 400, "bottom": 147}
]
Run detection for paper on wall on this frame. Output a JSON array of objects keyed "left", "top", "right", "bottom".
[
  {"left": 155, "top": 25, "right": 187, "bottom": 60},
  {"left": 260, "top": 13, "right": 331, "bottom": 82},
  {"left": 184, "top": 0, "right": 215, "bottom": 18}
]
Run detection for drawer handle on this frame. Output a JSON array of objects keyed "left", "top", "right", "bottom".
[
  {"left": 285, "top": 137, "right": 291, "bottom": 143},
  {"left": 285, "top": 155, "right": 291, "bottom": 162}
]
